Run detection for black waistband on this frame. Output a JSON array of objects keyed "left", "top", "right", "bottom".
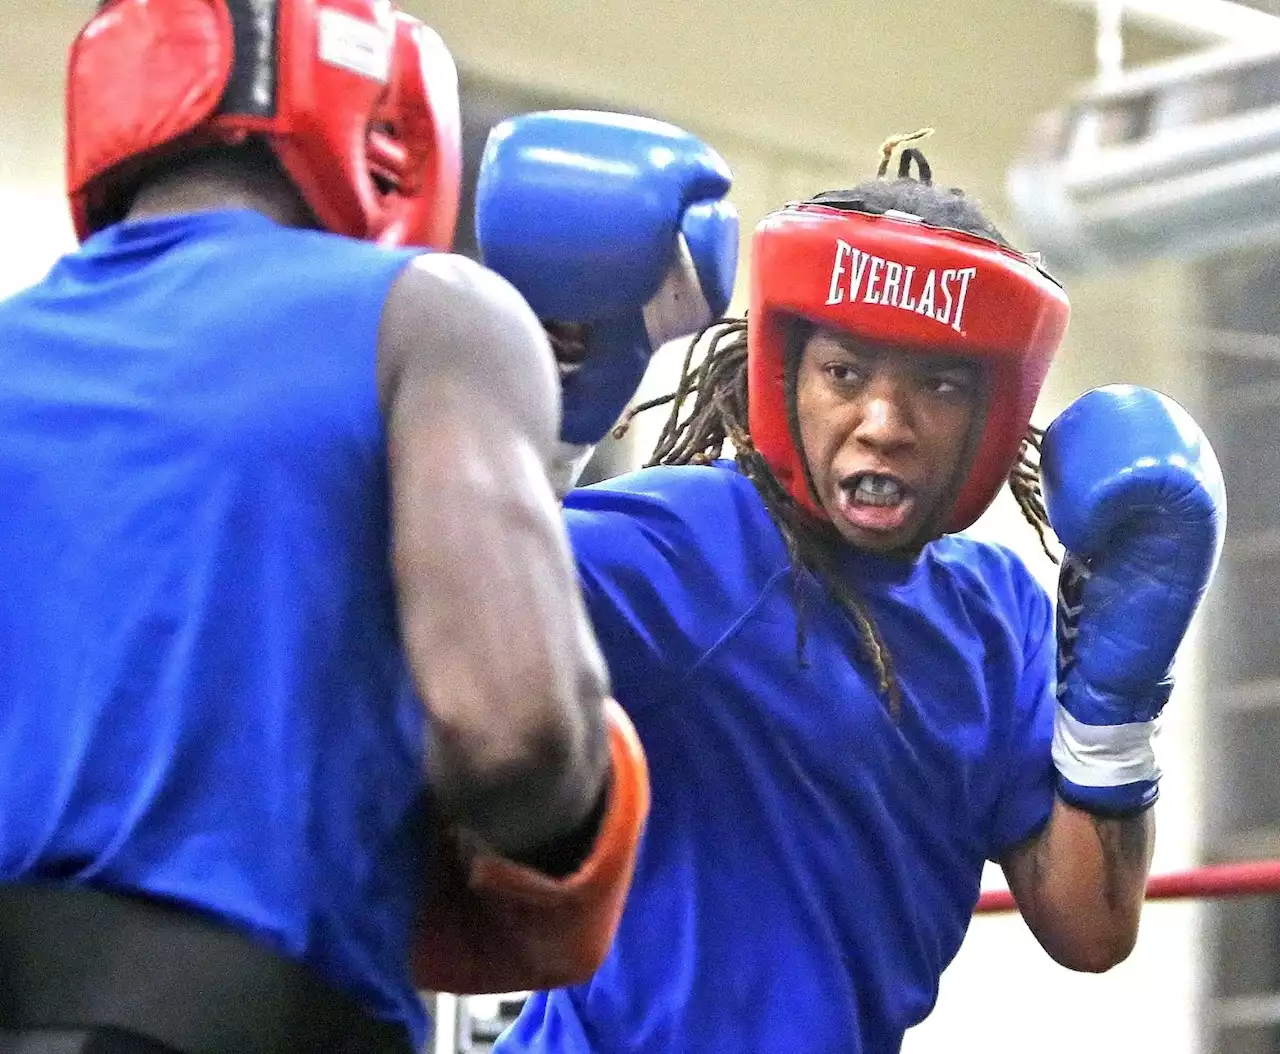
[{"left": 0, "top": 884, "right": 413, "bottom": 1054}]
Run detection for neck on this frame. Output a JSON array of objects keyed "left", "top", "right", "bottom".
[{"left": 126, "top": 161, "right": 312, "bottom": 229}]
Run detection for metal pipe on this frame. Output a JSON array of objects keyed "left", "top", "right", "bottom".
[{"left": 1050, "top": 0, "right": 1280, "bottom": 44}]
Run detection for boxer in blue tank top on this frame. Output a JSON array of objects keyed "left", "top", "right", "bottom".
[
  {"left": 0, "top": 4, "right": 683, "bottom": 1052},
  {"left": 475, "top": 132, "right": 1227, "bottom": 1052}
]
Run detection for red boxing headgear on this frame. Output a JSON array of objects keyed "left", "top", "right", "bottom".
[
  {"left": 747, "top": 203, "right": 1070, "bottom": 535},
  {"left": 66, "top": 0, "right": 462, "bottom": 249}
]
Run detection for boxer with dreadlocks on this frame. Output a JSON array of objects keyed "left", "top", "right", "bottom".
[
  {"left": 621, "top": 141, "right": 1056, "bottom": 715},
  {"left": 476, "top": 125, "right": 1226, "bottom": 1053}
]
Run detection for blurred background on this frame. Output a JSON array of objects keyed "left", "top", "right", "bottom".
[{"left": 8, "top": 2, "right": 1280, "bottom": 1052}]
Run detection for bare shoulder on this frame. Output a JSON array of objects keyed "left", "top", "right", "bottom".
[{"left": 376, "top": 252, "right": 557, "bottom": 420}]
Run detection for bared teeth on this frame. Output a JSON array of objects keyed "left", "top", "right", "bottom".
[{"left": 852, "top": 474, "right": 903, "bottom": 506}]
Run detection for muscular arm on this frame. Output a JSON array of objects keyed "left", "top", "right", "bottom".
[
  {"left": 377, "top": 253, "right": 611, "bottom": 857},
  {"left": 1001, "top": 798, "right": 1155, "bottom": 972}
]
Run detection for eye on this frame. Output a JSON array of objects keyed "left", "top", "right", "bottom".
[
  {"left": 823, "top": 362, "right": 863, "bottom": 386},
  {"left": 926, "top": 370, "right": 976, "bottom": 396}
]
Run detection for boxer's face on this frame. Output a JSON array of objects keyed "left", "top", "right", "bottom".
[{"left": 795, "top": 327, "right": 982, "bottom": 554}]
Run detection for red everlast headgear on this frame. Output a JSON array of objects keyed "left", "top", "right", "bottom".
[
  {"left": 66, "top": 0, "right": 462, "bottom": 249},
  {"left": 748, "top": 203, "right": 1071, "bottom": 535}
]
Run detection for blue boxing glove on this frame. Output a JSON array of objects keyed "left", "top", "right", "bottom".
[
  {"left": 1041, "top": 384, "right": 1226, "bottom": 815},
  {"left": 475, "top": 110, "right": 738, "bottom": 491}
]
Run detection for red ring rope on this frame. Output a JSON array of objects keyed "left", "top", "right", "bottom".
[{"left": 974, "top": 859, "right": 1280, "bottom": 914}]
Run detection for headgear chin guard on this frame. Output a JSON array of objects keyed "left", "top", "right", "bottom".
[
  {"left": 66, "top": 0, "right": 462, "bottom": 249},
  {"left": 747, "top": 203, "right": 1071, "bottom": 536}
]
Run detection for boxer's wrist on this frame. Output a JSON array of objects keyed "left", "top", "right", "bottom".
[
  {"left": 1051, "top": 702, "right": 1160, "bottom": 816},
  {"left": 502, "top": 774, "right": 611, "bottom": 877}
]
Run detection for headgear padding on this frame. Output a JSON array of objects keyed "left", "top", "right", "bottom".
[
  {"left": 747, "top": 203, "right": 1070, "bottom": 534},
  {"left": 66, "top": 0, "right": 462, "bottom": 249}
]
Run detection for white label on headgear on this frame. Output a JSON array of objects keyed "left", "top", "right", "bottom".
[
  {"left": 824, "top": 239, "right": 977, "bottom": 334},
  {"left": 317, "top": 8, "right": 392, "bottom": 83}
]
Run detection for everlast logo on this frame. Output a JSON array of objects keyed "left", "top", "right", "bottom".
[{"left": 825, "top": 239, "right": 976, "bottom": 333}]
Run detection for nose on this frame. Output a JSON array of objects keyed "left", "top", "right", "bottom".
[{"left": 852, "top": 375, "right": 915, "bottom": 454}]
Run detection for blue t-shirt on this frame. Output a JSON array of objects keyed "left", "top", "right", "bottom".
[
  {"left": 0, "top": 211, "right": 430, "bottom": 1044},
  {"left": 499, "top": 462, "right": 1055, "bottom": 1054}
]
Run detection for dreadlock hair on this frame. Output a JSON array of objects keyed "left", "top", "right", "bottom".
[{"left": 615, "top": 129, "right": 1057, "bottom": 719}]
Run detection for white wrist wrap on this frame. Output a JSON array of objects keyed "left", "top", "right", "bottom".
[
  {"left": 641, "top": 234, "right": 716, "bottom": 351},
  {"left": 549, "top": 439, "right": 597, "bottom": 498},
  {"left": 1051, "top": 705, "right": 1161, "bottom": 789}
]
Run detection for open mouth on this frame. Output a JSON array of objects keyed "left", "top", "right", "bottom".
[
  {"left": 836, "top": 472, "right": 916, "bottom": 535},
  {"left": 849, "top": 473, "right": 905, "bottom": 506}
]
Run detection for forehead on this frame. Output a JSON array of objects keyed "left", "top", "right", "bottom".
[{"left": 801, "top": 325, "right": 980, "bottom": 372}]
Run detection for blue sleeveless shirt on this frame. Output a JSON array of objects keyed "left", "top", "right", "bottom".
[{"left": 0, "top": 211, "right": 430, "bottom": 1042}]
